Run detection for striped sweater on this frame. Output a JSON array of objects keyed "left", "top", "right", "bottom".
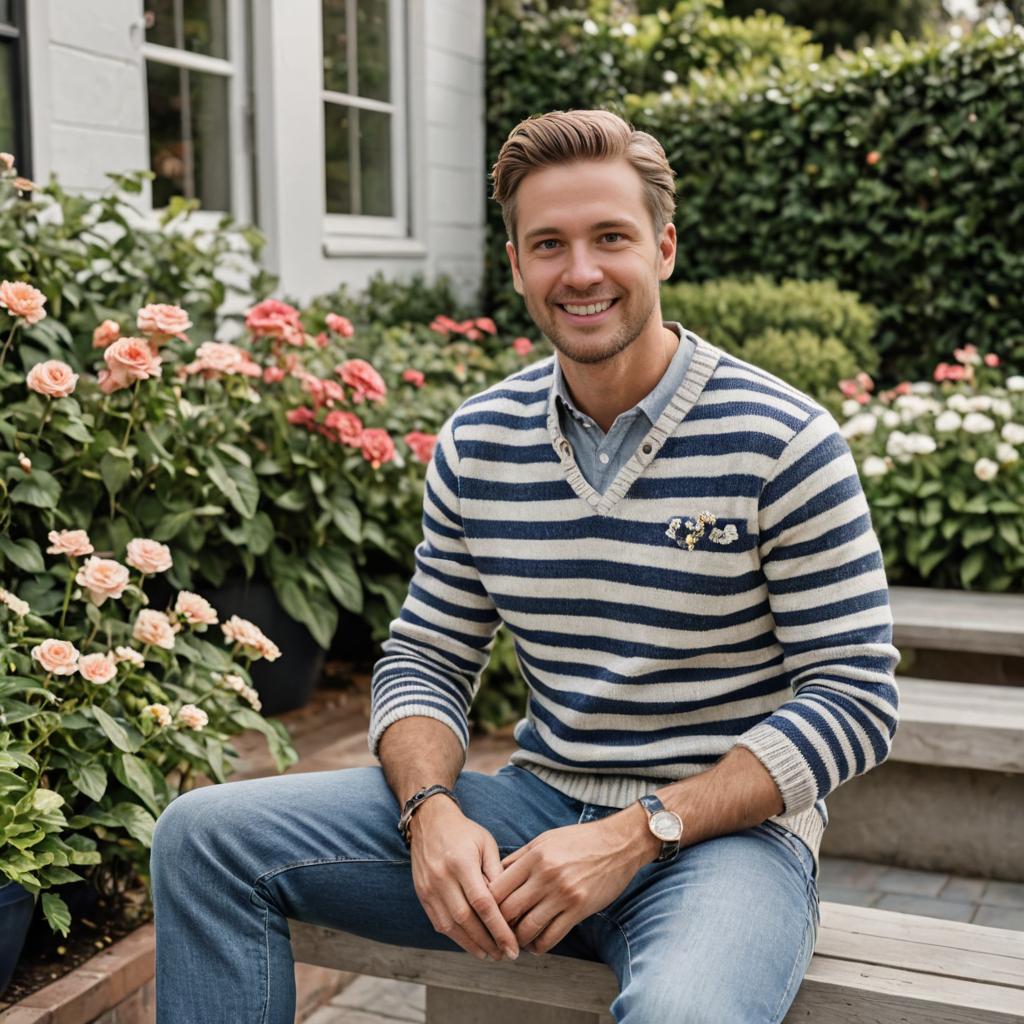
[{"left": 369, "top": 334, "right": 901, "bottom": 862}]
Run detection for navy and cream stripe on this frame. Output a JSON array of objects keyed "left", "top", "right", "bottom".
[{"left": 369, "top": 335, "right": 900, "bottom": 863}]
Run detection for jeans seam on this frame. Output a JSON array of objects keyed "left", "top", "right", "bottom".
[
  {"left": 596, "top": 910, "right": 632, "bottom": 991},
  {"left": 258, "top": 898, "right": 270, "bottom": 1024},
  {"left": 768, "top": 907, "right": 812, "bottom": 1024},
  {"left": 253, "top": 856, "right": 409, "bottom": 890}
]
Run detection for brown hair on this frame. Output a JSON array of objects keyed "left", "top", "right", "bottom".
[{"left": 490, "top": 109, "right": 676, "bottom": 249}]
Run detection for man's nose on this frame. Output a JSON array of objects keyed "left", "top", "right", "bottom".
[{"left": 561, "top": 245, "right": 604, "bottom": 291}]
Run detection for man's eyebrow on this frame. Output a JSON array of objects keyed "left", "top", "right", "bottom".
[{"left": 522, "top": 219, "right": 640, "bottom": 243}]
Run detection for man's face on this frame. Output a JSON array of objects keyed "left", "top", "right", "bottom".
[{"left": 506, "top": 158, "right": 675, "bottom": 365}]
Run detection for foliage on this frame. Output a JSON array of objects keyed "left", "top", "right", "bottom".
[{"left": 840, "top": 348, "right": 1024, "bottom": 590}]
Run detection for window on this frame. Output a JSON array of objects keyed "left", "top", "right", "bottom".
[
  {"left": 322, "top": 0, "right": 407, "bottom": 237},
  {"left": 143, "top": 0, "right": 250, "bottom": 216},
  {"left": 0, "top": 1, "right": 29, "bottom": 174}
]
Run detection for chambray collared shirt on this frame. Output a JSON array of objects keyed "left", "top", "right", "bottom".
[{"left": 553, "top": 321, "right": 696, "bottom": 494}]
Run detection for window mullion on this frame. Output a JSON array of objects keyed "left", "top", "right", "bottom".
[{"left": 346, "top": 0, "right": 359, "bottom": 214}]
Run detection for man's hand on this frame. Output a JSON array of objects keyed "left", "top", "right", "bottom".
[
  {"left": 487, "top": 810, "right": 651, "bottom": 955},
  {"left": 409, "top": 796, "right": 521, "bottom": 962}
]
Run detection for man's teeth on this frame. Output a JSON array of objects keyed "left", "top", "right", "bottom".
[{"left": 563, "top": 300, "right": 613, "bottom": 316}]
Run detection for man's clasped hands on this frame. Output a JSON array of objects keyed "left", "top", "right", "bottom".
[{"left": 407, "top": 791, "right": 653, "bottom": 961}]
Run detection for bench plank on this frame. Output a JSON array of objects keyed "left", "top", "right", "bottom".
[
  {"left": 891, "top": 677, "right": 1024, "bottom": 772},
  {"left": 890, "top": 587, "right": 1024, "bottom": 657}
]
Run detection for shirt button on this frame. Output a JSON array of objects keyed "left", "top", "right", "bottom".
[
  {"left": 584, "top": 423, "right": 591, "bottom": 429},
  {"left": 599, "top": 453, "right": 610, "bottom": 465},
  {"left": 642, "top": 443, "right": 653, "bottom": 454}
]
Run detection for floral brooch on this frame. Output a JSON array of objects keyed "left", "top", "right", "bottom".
[{"left": 665, "top": 512, "right": 738, "bottom": 551}]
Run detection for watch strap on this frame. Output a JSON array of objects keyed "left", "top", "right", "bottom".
[{"left": 398, "top": 784, "right": 460, "bottom": 848}]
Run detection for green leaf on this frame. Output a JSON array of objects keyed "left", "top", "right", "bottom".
[
  {"left": 216, "top": 442, "right": 252, "bottom": 468},
  {"left": 962, "top": 524, "right": 995, "bottom": 549},
  {"left": 0, "top": 536, "right": 44, "bottom": 573},
  {"left": 232, "top": 708, "right": 299, "bottom": 774},
  {"left": 42, "top": 893, "right": 71, "bottom": 938},
  {"left": 39, "top": 866, "right": 85, "bottom": 886},
  {"left": 331, "top": 501, "right": 362, "bottom": 544},
  {"left": 110, "top": 802, "right": 156, "bottom": 846},
  {"left": 204, "top": 737, "right": 226, "bottom": 784},
  {"left": 308, "top": 548, "right": 363, "bottom": 614},
  {"left": 10, "top": 470, "right": 61, "bottom": 509},
  {"left": 68, "top": 762, "right": 107, "bottom": 803},
  {"left": 959, "top": 549, "right": 986, "bottom": 588},
  {"left": 152, "top": 509, "right": 195, "bottom": 542},
  {"left": 274, "top": 578, "right": 337, "bottom": 649},
  {"left": 100, "top": 450, "right": 133, "bottom": 498},
  {"left": 273, "top": 488, "right": 307, "bottom": 511},
  {"left": 31, "top": 789, "right": 64, "bottom": 815},
  {"left": 91, "top": 705, "right": 139, "bottom": 753},
  {"left": 245, "top": 511, "right": 274, "bottom": 556},
  {"left": 115, "top": 754, "right": 161, "bottom": 817},
  {"left": 207, "top": 452, "right": 259, "bottom": 519}
]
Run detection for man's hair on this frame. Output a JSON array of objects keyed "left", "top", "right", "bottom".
[{"left": 490, "top": 109, "right": 676, "bottom": 249}]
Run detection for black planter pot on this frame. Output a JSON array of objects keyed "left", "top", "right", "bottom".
[
  {"left": 0, "top": 880, "right": 35, "bottom": 997},
  {"left": 19, "top": 879, "right": 101, "bottom": 958}
]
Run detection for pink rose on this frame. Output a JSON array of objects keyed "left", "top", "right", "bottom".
[
  {"left": 263, "top": 366, "right": 285, "bottom": 384},
  {"left": 114, "top": 645, "right": 145, "bottom": 667},
  {"left": 75, "top": 557, "right": 130, "bottom": 606},
  {"left": 404, "top": 431, "right": 437, "bottom": 464},
  {"left": 402, "top": 369, "right": 425, "bottom": 388},
  {"left": 174, "top": 591, "right": 218, "bottom": 626},
  {"left": 133, "top": 609, "right": 177, "bottom": 650},
  {"left": 323, "top": 410, "right": 364, "bottom": 447},
  {"left": 360, "top": 428, "right": 395, "bottom": 470},
  {"left": 287, "top": 406, "right": 317, "bottom": 429},
  {"left": 0, "top": 152, "right": 13, "bottom": 171},
  {"left": 221, "top": 614, "right": 279, "bottom": 660},
  {"left": 326, "top": 313, "right": 355, "bottom": 338},
  {"left": 245, "top": 299, "right": 301, "bottom": 337},
  {"left": 144, "top": 703, "right": 172, "bottom": 727},
  {"left": 92, "top": 320, "right": 121, "bottom": 349},
  {"left": 430, "top": 315, "right": 458, "bottom": 336},
  {"left": 984, "top": 353, "right": 1000, "bottom": 368},
  {"left": 475, "top": 317, "right": 497, "bottom": 335},
  {"left": 184, "top": 341, "right": 258, "bottom": 379},
  {"left": 337, "top": 359, "right": 386, "bottom": 403},
  {"left": 31, "top": 638, "right": 79, "bottom": 675},
  {"left": 79, "top": 652, "right": 117, "bottom": 685},
  {"left": 26, "top": 360, "right": 78, "bottom": 399},
  {"left": 137, "top": 303, "right": 191, "bottom": 342},
  {"left": 176, "top": 703, "right": 208, "bottom": 730},
  {"left": 126, "top": 538, "right": 173, "bottom": 575},
  {"left": 99, "top": 337, "right": 162, "bottom": 394},
  {"left": 47, "top": 529, "right": 94, "bottom": 558},
  {"left": 513, "top": 337, "right": 533, "bottom": 356},
  {"left": 0, "top": 281, "right": 47, "bottom": 324},
  {"left": 17, "top": 454, "right": 30, "bottom": 473}
]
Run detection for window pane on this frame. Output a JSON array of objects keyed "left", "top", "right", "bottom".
[
  {"left": 324, "top": 102, "right": 393, "bottom": 217},
  {"left": 145, "top": 0, "right": 228, "bottom": 59},
  {"left": 0, "top": 2, "right": 15, "bottom": 28},
  {"left": 324, "top": 101, "right": 352, "bottom": 214},
  {"left": 0, "top": 42, "right": 15, "bottom": 155},
  {"left": 356, "top": 0, "right": 389, "bottom": 102},
  {"left": 147, "top": 60, "right": 231, "bottom": 211},
  {"left": 360, "top": 108, "right": 392, "bottom": 216},
  {"left": 322, "top": 0, "right": 349, "bottom": 94}
]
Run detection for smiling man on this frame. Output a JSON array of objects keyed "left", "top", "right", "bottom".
[{"left": 150, "top": 110, "right": 899, "bottom": 1024}]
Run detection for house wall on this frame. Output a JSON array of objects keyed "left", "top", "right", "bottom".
[{"left": 23, "top": 0, "right": 487, "bottom": 307}]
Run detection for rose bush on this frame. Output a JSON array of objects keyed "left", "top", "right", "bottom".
[{"left": 841, "top": 346, "right": 1024, "bottom": 590}]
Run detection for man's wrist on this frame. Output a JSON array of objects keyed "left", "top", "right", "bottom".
[
  {"left": 605, "top": 802, "right": 664, "bottom": 869},
  {"left": 406, "top": 790, "right": 462, "bottom": 840}
]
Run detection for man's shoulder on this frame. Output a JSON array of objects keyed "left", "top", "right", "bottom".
[{"left": 451, "top": 354, "right": 556, "bottom": 427}]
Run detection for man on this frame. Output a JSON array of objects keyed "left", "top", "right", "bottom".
[{"left": 151, "top": 109, "right": 899, "bottom": 1023}]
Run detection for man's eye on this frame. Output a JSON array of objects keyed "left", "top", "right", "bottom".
[
  {"left": 602, "top": 232, "right": 624, "bottom": 243},
  {"left": 536, "top": 239, "right": 560, "bottom": 250}
]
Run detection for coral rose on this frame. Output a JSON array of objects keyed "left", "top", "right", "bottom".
[
  {"left": 133, "top": 609, "right": 177, "bottom": 650},
  {"left": 404, "top": 431, "right": 437, "bottom": 464},
  {"left": 137, "top": 303, "right": 191, "bottom": 342},
  {"left": 185, "top": 340, "right": 262, "bottom": 379},
  {"left": 0, "top": 152, "right": 13, "bottom": 171},
  {"left": 287, "top": 406, "right": 317, "bottom": 429},
  {"left": 323, "top": 410, "right": 363, "bottom": 446},
  {"left": 475, "top": 317, "right": 497, "bottom": 335},
  {"left": 98, "top": 337, "right": 162, "bottom": 394},
  {"left": 0, "top": 587, "right": 30, "bottom": 617},
  {"left": 245, "top": 298, "right": 301, "bottom": 337},
  {"left": 512, "top": 337, "right": 533, "bottom": 356},
  {"left": 143, "top": 703, "right": 172, "bottom": 727},
  {"left": 114, "top": 645, "right": 146, "bottom": 667},
  {"left": 92, "top": 320, "right": 121, "bottom": 349},
  {"left": 27, "top": 360, "right": 78, "bottom": 398},
  {"left": 263, "top": 365, "right": 285, "bottom": 383},
  {"left": 221, "top": 614, "right": 268, "bottom": 650},
  {"left": 31, "top": 638, "right": 79, "bottom": 675},
  {"left": 75, "top": 557, "right": 130, "bottom": 606},
  {"left": 326, "top": 313, "right": 355, "bottom": 337},
  {"left": 17, "top": 453, "right": 30, "bottom": 473},
  {"left": 337, "top": 359, "right": 386, "bottom": 403},
  {"left": 79, "top": 652, "right": 117, "bottom": 685},
  {"left": 360, "top": 428, "right": 395, "bottom": 470},
  {"left": 47, "top": 529, "right": 94, "bottom": 558},
  {"left": 126, "top": 538, "right": 173, "bottom": 574},
  {"left": 174, "top": 591, "right": 218, "bottom": 626},
  {"left": 402, "top": 369, "right": 425, "bottom": 388},
  {"left": 0, "top": 281, "right": 47, "bottom": 324},
  {"left": 176, "top": 704, "right": 208, "bottom": 730}
]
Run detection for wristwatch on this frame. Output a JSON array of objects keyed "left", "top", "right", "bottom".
[
  {"left": 397, "top": 784, "right": 460, "bottom": 848},
  {"left": 637, "top": 794, "right": 683, "bottom": 863}
]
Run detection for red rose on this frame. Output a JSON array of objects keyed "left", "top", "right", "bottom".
[
  {"left": 402, "top": 369, "right": 425, "bottom": 388},
  {"left": 360, "top": 428, "right": 395, "bottom": 469},
  {"left": 404, "top": 431, "right": 437, "bottom": 464},
  {"left": 337, "top": 359, "right": 386, "bottom": 403}
]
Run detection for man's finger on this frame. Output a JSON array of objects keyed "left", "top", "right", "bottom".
[
  {"left": 464, "top": 878, "right": 520, "bottom": 958},
  {"left": 488, "top": 854, "right": 532, "bottom": 905},
  {"left": 528, "top": 909, "right": 577, "bottom": 956},
  {"left": 480, "top": 839, "right": 504, "bottom": 885},
  {"left": 421, "top": 898, "right": 491, "bottom": 961},
  {"left": 513, "top": 895, "right": 563, "bottom": 949}
]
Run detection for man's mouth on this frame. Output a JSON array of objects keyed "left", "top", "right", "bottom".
[{"left": 555, "top": 298, "right": 619, "bottom": 320}]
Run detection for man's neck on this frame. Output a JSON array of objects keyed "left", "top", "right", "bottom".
[{"left": 558, "top": 322, "right": 680, "bottom": 434}]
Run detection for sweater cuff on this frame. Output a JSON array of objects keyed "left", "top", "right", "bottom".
[
  {"left": 734, "top": 722, "right": 819, "bottom": 816},
  {"left": 368, "top": 704, "right": 469, "bottom": 760}
]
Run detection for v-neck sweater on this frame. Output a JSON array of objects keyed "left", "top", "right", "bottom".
[{"left": 368, "top": 333, "right": 901, "bottom": 867}]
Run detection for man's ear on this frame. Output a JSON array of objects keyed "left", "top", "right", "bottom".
[
  {"left": 657, "top": 222, "right": 677, "bottom": 282},
  {"left": 506, "top": 240, "right": 525, "bottom": 296}
]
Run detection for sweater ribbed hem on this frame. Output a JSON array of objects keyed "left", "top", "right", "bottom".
[{"left": 368, "top": 705, "right": 468, "bottom": 759}]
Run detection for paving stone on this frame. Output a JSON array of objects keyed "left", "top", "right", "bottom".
[
  {"left": 938, "top": 876, "right": 988, "bottom": 904},
  {"left": 979, "top": 880, "right": 1024, "bottom": 910},
  {"left": 874, "top": 894, "right": 976, "bottom": 922},
  {"left": 874, "top": 866, "right": 949, "bottom": 898},
  {"left": 818, "top": 885, "right": 882, "bottom": 908},
  {"left": 972, "top": 905, "right": 1024, "bottom": 931},
  {"left": 817, "top": 857, "right": 888, "bottom": 890}
]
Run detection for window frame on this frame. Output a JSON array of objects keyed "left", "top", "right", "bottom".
[
  {"left": 141, "top": 0, "right": 252, "bottom": 222},
  {"left": 321, "top": 0, "right": 408, "bottom": 240},
  {"left": 0, "top": 0, "right": 31, "bottom": 178}
]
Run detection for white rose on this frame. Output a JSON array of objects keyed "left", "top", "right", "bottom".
[
  {"left": 991, "top": 399, "right": 1013, "bottom": 419},
  {"left": 862, "top": 456, "right": 890, "bottom": 478},
  {"left": 934, "top": 410, "right": 962, "bottom": 432},
  {"left": 904, "top": 433, "right": 937, "bottom": 455},
  {"left": 962, "top": 412, "right": 996, "bottom": 434},
  {"left": 964, "top": 395, "right": 993, "bottom": 413},
  {"left": 841, "top": 399, "right": 862, "bottom": 418},
  {"left": 841, "top": 413, "right": 877, "bottom": 439},
  {"left": 882, "top": 410, "right": 901, "bottom": 428},
  {"left": 1001, "top": 422, "right": 1024, "bottom": 446},
  {"left": 973, "top": 457, "right": 998, "bottom": 481},
  {"left": 947, "top": 393, "right": 971, "bottom": 412},
  {"left": 886, "top": 431, "right": 909, "bottom": 458},
  {"left": 996, "top": 442, "right": 1019, "bottom": 464},
  {"left": 910, "top": 382, "right": 935, "bottom": 395},
  {"left": 1006, "top": 376, "right": 1024, "bottom": 392}
]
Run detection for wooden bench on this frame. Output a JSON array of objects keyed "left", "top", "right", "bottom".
[{"left": 290, "top": 902, "right": 1024, "bottom": 1022}]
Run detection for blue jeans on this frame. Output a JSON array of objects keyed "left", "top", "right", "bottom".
[{"left": 150, "top": 763, "right": 820, "bottom": 1023}]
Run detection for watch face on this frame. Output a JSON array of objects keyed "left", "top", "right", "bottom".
[{"left": 650, "top": 810, "right": 682, "bottom": 841}]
